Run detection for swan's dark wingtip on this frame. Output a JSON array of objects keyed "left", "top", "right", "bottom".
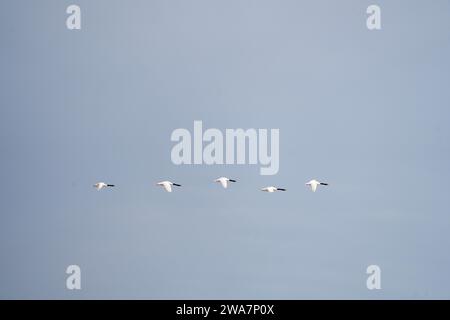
[
  {"left": 320, "top": 183, "right": 328, "bottom": 186},
  {"left": 173, "top": 183, "right": 182, "bottom": 187},
  {"left": 229, "top": 179, "right": 237, "bottom": 182},
  {"left": 277, "top": 188, "right": 286, "bottom": 191}
]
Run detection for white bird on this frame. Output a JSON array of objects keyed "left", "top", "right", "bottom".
[
  {"left": 306, "top": 179, "right": 328, "bottom": 192},
  {"left": 261, "top": 186, "right": 286, "bottom": 193},
  {"left": 156, "top": 181, "right": 182, "bottom": 193},
  {"left": 93, "top": 182, "right": 115, "bottom": 190},
  {"left": 214, "top": 177, "right": 237, "bottom": 189}
]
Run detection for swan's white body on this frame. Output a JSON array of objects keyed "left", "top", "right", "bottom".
[
  {"left": 157, "top": 181, "right": 181, "bottom": 192},
  {"left": 214, "top": 177, "right": 236, "bottom": 189},
  {"left": 261, "top": 186, "right": 286, "bottom": 193},
  {"left": 306, "top": 179, "right": 328, "bottom": 192},
  {"left": 93, "top": 182, "right": 114, "bottom": 190}
]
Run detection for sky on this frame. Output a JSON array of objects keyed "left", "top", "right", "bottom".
[{"left": 0, "top": 0, "right": 450, "bottom": 299}]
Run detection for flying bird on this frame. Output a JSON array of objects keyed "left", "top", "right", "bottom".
[
  {"left": 306, "top": 179, "right": 328, "bottom": 192},
  {"left": 157, "top": 181, "right": 182, "bottom": 193},
  {"left": 93, "top": 182, "right": 115, "bottom": 190},
  {"left": 214, "top": 177, "right": 237, "bottom": 189},
  {"left": 261, "top": 186, "right": 286, "bottom": 193}
]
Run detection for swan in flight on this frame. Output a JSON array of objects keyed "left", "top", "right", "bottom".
[
  {"left": 157, "top": 181, "right": 182, "bottom": 193},
  {"left": 214, "top": 177, "right": 237, "bottom": 189},
  {"left": 93, "top": 182, "right": 115, "bottom": 190},
  {"left": 261, "top": 186, "right": 286, "bottom": 193},
  {"left": 306, "top": 179, "right": 328, "bottom": 192}
]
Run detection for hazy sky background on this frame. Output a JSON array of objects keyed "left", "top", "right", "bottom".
[{"left": 1, "top": 0, "right": 450, "bottom": 299}]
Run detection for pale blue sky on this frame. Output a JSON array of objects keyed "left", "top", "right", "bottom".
[{"left": 1, "top": 0, "right": 450, "bottom": 299}]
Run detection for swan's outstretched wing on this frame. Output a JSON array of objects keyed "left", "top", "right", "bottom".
[
  {"left": 220, "top": 179, "right": 228, "bottom": 188},
  {"left": 163, "top": 183, "right": 172, "bottom": 192}
]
